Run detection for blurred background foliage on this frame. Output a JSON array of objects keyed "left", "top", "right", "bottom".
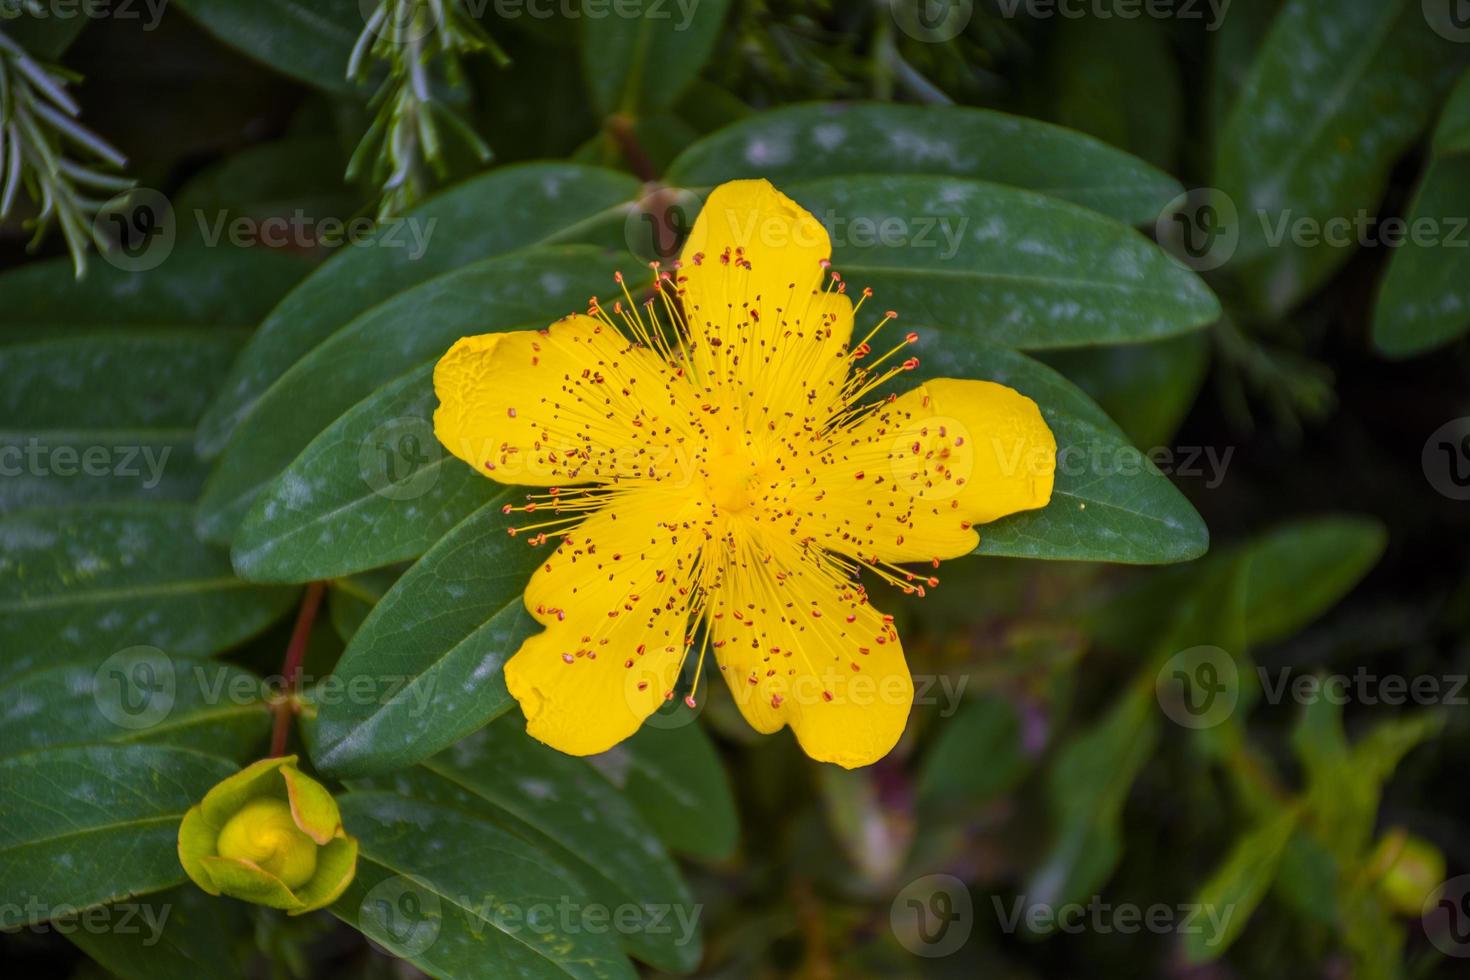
[{"left": 2, "top": 1, "right": 1470, "bottom": 978}]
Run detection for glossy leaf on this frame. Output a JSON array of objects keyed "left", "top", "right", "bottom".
[
  {"left": 0, "top": 247, "right": 308, "bottom": 327},
  {"left": 334, "top": 792, "right": 638, "bottom": 979},
  {"left": 666, "top": 102, "right": 1184, "bottom": 224},
  {"left": 354, "top": 719, "right": 701, "bottom": 972},
  {"left": 586, "top": 723, "right": 738, "bottom": 860},
  {"left": 197, "top": 246, "right": 629, "bottom": 543},
  {"left": 0, "top": 650, "right": 270, "bottom": 761},
  {"left": 1242, "top": 515, "right": 1387, "bottom": 645},
  {"left": 232, "top": 362, "right": 497, "bottom": 583},
  {"left": 306, "top": 501, "right": 538, "bottom": 778},
  {"left": 581, "top": 0, "right": 731, "bottom": 117},
  {"left": 172, "top": 0, "right": 368, "bottom": 95},
  {"left": 920, "top": 340, "right": 1209, "bottom": 565},
  {"left": 785, "top": 175, "right": 1220, "bottom": 349},
  {"left": 0, "top": 504, "right": 298, "bottom": 675},
  {"left": 1216, "top": 0, "right": 1464, "bottom": 316},
  {"left": 196, "top": 163, "right": 639, "bottom": 458},
  {"left": 0, "top": 744, "right": 235, "bottom": 921},
  {"left": 64, "top": 884, "right": 251, "bottom": 980},
  {"left": 1043, "top": 332, "right": 1211, "bottom": 449},
  {"left": 0, "top": 329, "right": 245, "bottom": 513},
  {"left": 1372, "top": 69, "right": 1470, "bottom": 357}
]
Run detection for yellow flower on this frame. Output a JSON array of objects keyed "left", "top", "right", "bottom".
[
  {"left": 433, "top": 179, "right": 1056, "bottom": 768},
  {"left": 177, "top": 756, "right": 357, "bottom": 913}
]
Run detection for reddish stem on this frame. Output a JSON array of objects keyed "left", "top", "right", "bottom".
[
  {"left": 607, "top": 114, "right": 659, "bottom": 183},
  {"left": 269, "top": 581, "right": 326, "bottom": 757}
]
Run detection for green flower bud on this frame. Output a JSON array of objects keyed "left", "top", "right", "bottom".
[
  {"left": 1367, "top": 827, "right": 1445, "bottom": 917},
  {"left": 178, "top": 755, "right": 357, "bottom": 914}
]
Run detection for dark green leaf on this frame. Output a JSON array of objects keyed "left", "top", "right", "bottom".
[
  {"left": 917, "top": 694, "right": 1029, "bottom": 812},
  {"left": 1216, "top": 0, "right": 1465, "bottom": 316},
  {"left": 232, "top": 362, "right": 497, "bottom": 583},
  {"left": 172, "top": 0, "right": 368, "bottom": 95},
  {"left": 334, "top": 791, "right": 638, "bottom": 979},
  {"left": 1242, "top": 514, "right": 1387, "bottom": 645},
  {"left": 586, "top": 722, "right": 738, "bottom": 860},
  {"left": 64, "top": 885, "right": 251, "bottom": 980},
  {"left": 785, "top": 175, "right": 1219, "bottom": 350},
  {"left": 195, "top": 163, "right": 639, "bottom": 458},
  {"left": 0, "top": 504, "right": 298, "bottom": 675},
  {"left": 0, "top": 329, "right": 244, "bottom": 513},
  {"left": 0, "top": 247, "right": 308, "bottom": 327},
  {"left": 581, "top": 0, "right": 732, "bottom": 116},
  {"left": 919, "top": 341, "right": 1209, "bottom": 565},
  {"left": 1372, "top": 70, "right": 1470, "bottom": 357},
  {"left": 354, "top": 718, "right": 701, "bottom": 972},
  {"left": 197, "top": 246, "right": 629, "bottom": 544},
  {"left": 306, "top": 501, "right": 539, "bottom": 778},
  {"left": 0, "top": 744, "right": 235, "bottom": 922},
  {"left": 1042, "top": 332, "right": 1211, "bottom": 449},
  {"left": 1047, "top": 15, "right": 1182, "bottom": 171},
  {"left": 666, "top": 102, "right": 1184, "bottom": 224},
  {"left": 0, "top": 650, "right": 270, "bottom": 761}
]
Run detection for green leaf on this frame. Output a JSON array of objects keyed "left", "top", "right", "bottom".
[
  {"left": 0, "top": 650, "right": 270, "bottom": 761},
  {"left": 1025, "top": 681, "right": 1160, "bottom": 912},
  {"left": 327, "top": 568, "right": 401, "bottom": 643},
  {"left": 1182, "top": 806, "right": 1302, "bottom": 962},
  {"left": 919, "top": 340, "right": 1209, "bottom": 565},
  {"left": 0, "top": 744, "right": 235, "bottom": 922},
  {"left": 784, "top": 175, "right": 1220, "bottom": 350},
  {"left": 197, "top": 246, "right": 629, "bottom": 544},
  {"left": 195, "top": 163, "right": 639, "bottom": 458},
  {"left": 64, "top": 884, "right": 251, "bottom": 980},
  {"left": 586, "top": 723, "right": 738, "bottom": 860},
  {"left": 0, "top": 504, "right": 299, "bottom": 675},
  {"left": 0, "top": 329, "right": 246, "bottom": 513},
  {"left": 1372, "top": 70, "right": 1470, "bottom": 357},
  {"left": 353, "top": 719, "right": 701, "bottom": 972},
  {"left": 171, "top": 0, "right": 368, "bottom": 95},
  {"left": 306, "top": 500, "right": 539, "bottom": 778},
  {"left": 0, "top": 247, "right": 308, "bottom": 327},
  {"left": 1216, "top": 0, "right": 1465, "bottom": 316},
  {"left": 232, "top": 362, "right": 497, "bottom": 582},
  {"left": 1047, "top": 15, "right": 1182, "bottom": 171},
  {"left": 666, "top": 102, "right": 1185, "bottom": 225},
  {"left": 1242, "top": 514, "right": 1387, "bottom": 645},
  {"left": 1042, "top": 332, "right": 1211, "bottom": 449},
  {"left": 1208, "top": 0, "right": 1282, "bottom": 133},
  {"left": 581, "top": 0, "right": 732, "bottom": 117},
  {"left": 917, "top": 694, "right": 1030, "bottom": 812},
  {"left": 334, "top": 792, "right": 638, "bottom": 980}
]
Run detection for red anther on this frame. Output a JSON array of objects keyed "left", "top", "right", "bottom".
[
  {"left": 770, "top": 693, "right": 784, "bottom": 708},
  {"left": 822, "top": 691, "right": 834, "bottom": 702},
  {"left": 862, "top": 287, "right": 873, "bottom": 298},
  {"left": 684, "top": 695, "right": 698, "bottom": 708},
  {"left": 561, "top": 653, "right": 574, "bottom": 664},
  {"left": 902, "top": 357, "right": 920, "bottom": 370},
  {"left": 501, "top": 503, "right": 513, "bottom": 514},
  {"left": 614, "top": 271, "right": 624, "bottom": 283},
  {"left": 507, "top": 407, "right": 517, "bottom": 418},
  {"left": 905, "top": 331, "right": 919, "bottom": 343}
]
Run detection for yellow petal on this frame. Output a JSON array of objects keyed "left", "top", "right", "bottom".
[
  {"left": 504, "top": 488, "right": 706, "bottom": 755},
  {"left": 433, "top": 313, "right": 696, "bottom": 487},
  {"left": 678, "top": 179, "right": 853, "bottom": 427},
  {"left": 797, "top": 378, "right": 1056, "bottom": 563},
  {"left": 704, "top": 528, "right": 913, "bottom": 769}
]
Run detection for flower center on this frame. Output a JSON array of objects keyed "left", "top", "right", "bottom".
[{"left": 704, "top": 450, "right": 759, "bottom": 513}]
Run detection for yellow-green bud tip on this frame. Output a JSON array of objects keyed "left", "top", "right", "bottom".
[{"left": 217, "top": 798, "right": 319, "bottom": 890}]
